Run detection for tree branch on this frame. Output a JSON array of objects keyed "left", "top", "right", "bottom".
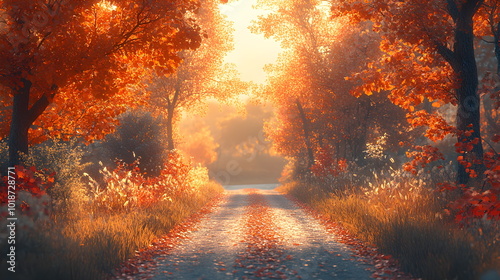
[
  {"left": 37, "top": 31, "right": 52, "bottom": 49},
  {"left": 471, "top": 0, "right": 485, "bottom": 16},
  {"left": 106, "top": 4, "right": 160, "bottom": 56},
  {"left": 27, "top": 87, "right": 57, "bottom": 125},
  {"left": 434, "top": 41, "right": 460, "bottom": 70},
  {"left": 481, "top": 38, "right": 495, "bottom": 44}
]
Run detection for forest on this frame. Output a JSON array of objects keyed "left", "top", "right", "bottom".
[{"left": 0, "top": 0, "right": 499, "bottom": 279}]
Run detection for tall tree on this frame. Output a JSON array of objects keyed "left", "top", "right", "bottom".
[
  {"left": 254, "top": 0, "right": 410, "bottom": 178},
  {"left": 332, "top": 0, "right": 500, "bottom": 184},
  {"left": 475, "top": 1, "right": 500, "bottom": 141},
  {"left": 146, "top": 0, "right": 246, "bottom": 151},
  {"left": 476, "top": 0, "right": 500, "bottom": 73},
  {"left": 0, "top": 0, "right": 202, "bottom": 166}
]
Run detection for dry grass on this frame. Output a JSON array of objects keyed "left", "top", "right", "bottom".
[
  {"left": 0, "top": 181, "right": 223, "bottom": 280},
  {"left": 278, "top": 172, "right": 500, "bottom": 280}
]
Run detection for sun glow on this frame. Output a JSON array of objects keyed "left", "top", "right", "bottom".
[
  {"left": 220, "top": 0, "right": 282, "bottom": 84},
  {"left": 97, "top": 0, "right": 117, "bottom": 11}
]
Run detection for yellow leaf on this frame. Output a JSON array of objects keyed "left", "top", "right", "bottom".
[
  {"left": 432, "top": 101, "right": 441, "bottom": 108},
  {"left": 363, "top": 87, "right": 373, "bottom": 96}
]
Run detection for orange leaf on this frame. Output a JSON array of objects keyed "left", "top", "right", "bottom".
[{"left": 432, "top": 101, "right": 441, "bottom": 107}]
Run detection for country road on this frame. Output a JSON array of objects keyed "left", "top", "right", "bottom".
[{"left": 114, "top": 185, "right": 377, "bottom": 279}]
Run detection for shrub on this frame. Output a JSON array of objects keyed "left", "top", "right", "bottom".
[
  {"left": 0, "top": 165, "right": 55, "bottom": 229},
  {"left": 100, "top": 110, "right": 168, "bottom": 177},
  {"left": 0, "top": 155, "right": 224, "bottom": 280},
  {"left": 20, "top": 139, "right": 89, "bottom": 214},
  {"left": 86, "top": 151, "right": 209, "bottom": 215}
]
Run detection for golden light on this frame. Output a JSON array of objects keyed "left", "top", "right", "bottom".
[
  {"left": 97, "top": 0, "right": 118, "bottom": 11},
  {"left": 220, "top": 0, "right": 282, "bottom": 85}
]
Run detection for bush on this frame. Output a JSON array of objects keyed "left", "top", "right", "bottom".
[
  {"left": 0, "top": 131, "right": 224, "bottom": 280},
  {"left": 100, "top": 110, "right": 168, "bottom": 177},
  {"left": 20, "top": 139, "right": 89, "bottom": 214},
  {"left": 85, "top": 151, "right": 208, "bottom": 214},
  {"left": 0, "top": 158, "right": 224, "bottom": 280}
]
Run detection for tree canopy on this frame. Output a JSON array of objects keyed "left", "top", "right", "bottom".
[{"left": 0, "top": 0, "right": 202, "bottom": 165}]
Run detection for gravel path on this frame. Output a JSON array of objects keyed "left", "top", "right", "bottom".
[
  {"left": 127, "top": 187, "right": 374, "bottom": 279},
  {"left": 264, "top": 190, "right": 372, "bottom": 279}
]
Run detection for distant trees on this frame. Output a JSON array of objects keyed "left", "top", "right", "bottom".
[
  {"left": 101, "top": 110, "right": 167, "bottom": 176},
  {"left": 146, "top": 0, "right": 246, "bottom": 151},
  {"left": 253, "top": 0, "right": 411, "bottom": 180}
]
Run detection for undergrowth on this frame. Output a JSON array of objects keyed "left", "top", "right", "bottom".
[
  {"left": 0, "top": 181, "right": 222, "bottom": 280},
  {"left": 278, "top": 168, "right": 500, "bottom": 280},
  {"left": 0, "top": 139, "right": 224, "bottom": 280}
]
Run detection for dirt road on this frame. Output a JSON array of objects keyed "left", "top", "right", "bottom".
[{"left": 118, "top": 187, "right": 376, "bottom": 279}]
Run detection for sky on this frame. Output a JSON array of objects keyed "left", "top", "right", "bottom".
[{"left": 219, "top": 0, "right": 282, "bottom": 84}]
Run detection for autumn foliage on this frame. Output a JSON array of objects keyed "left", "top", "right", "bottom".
[
  {"left": 0, "top": 166, "right": 54, "bottom": 226},
  {"left": 331, "top": 0, "right": 500, "bottom": 185},
  {"left": 86, "top": 151, "right": 209, "bottom": 213},
  {"left": 0, "top": 0, "right": 204, "bottom": 166},
  {"left": 252, "top": 0, "right": 500, "bottom": 227},
  {"left": 0, "top": 166, "right": 54, "bottom": 202},
  {"left": 255, "top": 0, "right": 411, "bottom": 183},
  {"left": 440, "top": 147, "right": 500, "bottom": 222},
  {"left": 310, "top": 146, "right": 348, "bottom": 178}
]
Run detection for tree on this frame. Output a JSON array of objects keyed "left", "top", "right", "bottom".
[
  {"left": 253, "top": 0, "right": 411, "bottom": 179},
  {"left": 0, "top": 0, "right": 202, "bottom": 166},
  {"left": 332, "top": 0, "right": 500, "bottom": 185},
  {"left": 146, "top": 0, "right": 245, "bottom": 151},
  {"left": 476, "top": 0, "right": 500, "bottom": 73},
  {"left": 475, "top": 1, "right": 500, "bottom": 141}
]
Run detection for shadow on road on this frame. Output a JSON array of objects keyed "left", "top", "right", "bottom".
[
  {"left": 222, "top": 185, "right": 301, "bottom": 210},
  {"left": 223, "top": 183, "right": 279, "bottom": 190}
]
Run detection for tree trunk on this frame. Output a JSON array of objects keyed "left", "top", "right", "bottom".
[
  {"left": 351, "top": 134, "right": 368, "bottom": 166},
  {"left": 483, "top": 97, "right": 500, "bottom": 139},
  {"left": 8, "top": 79, "right": 32, "bottom": 167},
  {"left": 484, "top": 21, "right": 500, "bottom": 141},
  {"left": 494, "top": 22, "right": 500, "bottom": 75},
  {"left": 166, "top": 105, "right": 175, "bottom": 151},
  {"left": 453, "top": 2, "right": 484, "bottom": 185},
  {"left": 295, "top": 99, "right": 314, "bottom": 169},
  {"left": 8, "top": 78, "right": 55, "bottom": 167},
  {"left": 352, "top": 100, "right": 371, "bottom": 165}
]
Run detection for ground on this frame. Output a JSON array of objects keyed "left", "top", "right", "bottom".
[{"left": 111, "top": 184, "right": 396, "bottom": 280}]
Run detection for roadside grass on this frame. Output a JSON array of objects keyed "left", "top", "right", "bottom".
[
  {"left": 278, "top": 178, "right": 500, "bottom": 280},
  {"left": 0, "top": 181, "right": 223, "bottom": 280}
]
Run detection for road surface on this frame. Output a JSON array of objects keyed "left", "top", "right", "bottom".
[{"left": 118, "top": 185, "right": 375, "bottom": 279}]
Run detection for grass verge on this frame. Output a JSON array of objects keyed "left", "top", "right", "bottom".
[
  {"left": 0, "top": 181, "right": 224, "bottom": 280},
  {"left": 278, "top": 181, "right": 500, "bottom": 280}
]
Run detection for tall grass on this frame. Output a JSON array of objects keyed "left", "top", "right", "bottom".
[
  {"left": 0, "top": 181, "right": 223, "bottom": 280},
  {"left": 0, "top": 139, "right": 224, "bottom": 280},
  {"left": 278, "top": 168, "right": 500, "bottom": 280}
]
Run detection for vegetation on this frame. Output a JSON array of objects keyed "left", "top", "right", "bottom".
[
  {"left": 0, "top": 0, "right": 499, "bottom": 279},
  {"left": 0, "top": 1, "right": 231, "bottom": 277},
  {"left": 277, "top": 165, "right": 500, "bottom": 280},
  {"left": 256, "top": 1, "right": 500, "bottom": 277},
  {"left": 0, "top": 140, "right": 223, "bottom": 280},
  {"left": 0, "top": 184, "right": 222, "bottom": 280}
]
